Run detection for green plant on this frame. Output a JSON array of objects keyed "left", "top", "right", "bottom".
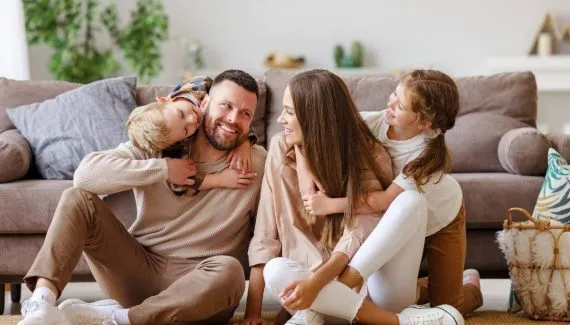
[
  {"left": 333, "top": 41, "right": 363, "bottom": 68},
  {"left": 24, "top": 0, "right": 168, "bottom": 84}
]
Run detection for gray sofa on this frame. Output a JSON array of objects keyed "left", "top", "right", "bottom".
[{"left": 1, "top": 70, "right": 569, "bottom": 314}]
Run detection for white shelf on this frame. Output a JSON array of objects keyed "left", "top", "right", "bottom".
[{"left": 488, "top": 55, "right": 570, "bottom": 92}]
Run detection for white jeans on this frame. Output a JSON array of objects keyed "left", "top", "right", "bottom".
[{"left": 263, "top": 191, "right": 428, "bottom": 321}]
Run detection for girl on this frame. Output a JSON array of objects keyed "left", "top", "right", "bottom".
[
  {"left": 242, "top": 70, "right": 463, "bottom": 325},
  {"left": 303, "top": 69, "right": 483, "bottom": 318}
]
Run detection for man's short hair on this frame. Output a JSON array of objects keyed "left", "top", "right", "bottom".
[
  {"left": 126, "top": 102, "right": 171, "bottom": 153},
  {"left": 211, "top": 69, "right": 259, "bottom": 97}
]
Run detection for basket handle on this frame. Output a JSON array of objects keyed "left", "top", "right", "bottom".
[{"left": 505, "top": 207, "right": 550, "bottom": 230}]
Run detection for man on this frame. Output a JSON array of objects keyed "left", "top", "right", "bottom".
[{"left": 18, "top": 70, "right": 267, "bottom": 325}]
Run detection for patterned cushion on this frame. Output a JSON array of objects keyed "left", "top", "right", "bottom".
[{"left": 533, "top": 148, "right": 570, "bottom": 223}]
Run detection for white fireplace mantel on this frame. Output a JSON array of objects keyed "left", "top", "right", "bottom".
[{"left": 488, "top": 56, "right": 570, "bottom": 92}]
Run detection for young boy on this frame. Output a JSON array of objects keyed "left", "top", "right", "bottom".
[{"left": 126, "top": 76, "right": 257, "bottom": 196}]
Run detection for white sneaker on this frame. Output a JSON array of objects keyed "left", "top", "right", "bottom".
[
  {"left": 58, "top": 298, "right": 121, "bottom": 310},
  {"left": 400, "top": 304, "right": 464, "bottom": 325},
  {"left": 59, "top": 299, "right": 122, "bottom": 325},
  {"left": 285, "top": 309, "right": 325, "bottom": 325},
  {"left": 17, "top": 299, "right": 71, "bottom": 325}
]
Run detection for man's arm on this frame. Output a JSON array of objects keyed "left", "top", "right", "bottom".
[{"left": 73, "top": 142, "right": 169, "bottom": 195}]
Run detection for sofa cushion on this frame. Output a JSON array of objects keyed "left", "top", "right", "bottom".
[
  {"left": 446, "top": 113, "right": 529, "bottom": 172},
  {"left": 0, "top": 129, "right": 31, "bottom": 183},
  {"left": 498, "top": 127, "right": 549, "bottom": 175},
  {"left": 136, "top": 79, "right": 268, "bottom": 146},
  {"left": 0, "top": 78, "right": 80, "bottom": 133},
  {"left": 455, "top": 71, "right": 537, "bottom": 126},
  {"left": 6, "top": 76, "right": 137, "bottom": 180},
  {"left": 532, "top": 148, "right": 570, "bottom": 223},
  {"left": 0, "top": 180, "right": 136, "bottom": 233},
  {"left": 453, "top": 173, "right": 543, "bottom": 229},
  {"left": 546, "top": 133, "right": 570, "bottom": 162}
]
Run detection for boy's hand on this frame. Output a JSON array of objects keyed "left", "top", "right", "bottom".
[
  {"left": 226, "top": 140, "right": 252, "bottom": 173},
  {"left": 217, "top": 168, "right": 257, "bottom": 189},
  {"left": 302, "top": 191, "right": 333, "bottom": 216},
  {"left": 166, "top": 158, "right": 197, "bottom": 185}
]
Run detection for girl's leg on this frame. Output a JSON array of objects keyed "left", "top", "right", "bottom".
[
  {"left": 348, "top": 191, "right": 428, "bottom": 312},
  {"left": 423, "top": 205, "right": 483, "bottom": 315}
]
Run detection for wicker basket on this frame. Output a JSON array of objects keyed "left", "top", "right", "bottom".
[{"left": 498, "top": 207, "right": 570, "bottom": 321}]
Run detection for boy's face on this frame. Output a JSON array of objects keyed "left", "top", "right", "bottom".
[{"left": 162, "top": 100, "right": 200, "bottom": 144}]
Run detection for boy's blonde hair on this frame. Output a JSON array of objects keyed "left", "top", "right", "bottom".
[{"left": 126, "top": 102, "right": 171, "bottom": 153}]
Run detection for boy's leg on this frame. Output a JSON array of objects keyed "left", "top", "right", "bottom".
[
  {"left": 424, "top": 205, "right": 483, "bottom": 315},
  {"left": 24, "top": 187, "right": 164, "bottom": 307},
  {"left": 128, "top": 255, "right": 245, "bottom": 325}
]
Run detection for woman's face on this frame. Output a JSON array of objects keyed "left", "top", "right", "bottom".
[{"left": 277, "top": 86, "right": 303, "bottom": 146}]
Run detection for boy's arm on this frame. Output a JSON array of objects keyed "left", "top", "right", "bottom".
[
  {"left": 243, "top": 265, "right": 267, "bottom": 324},
  {"left": 74, "top": 142, "right": 170, "bottom": 195},
  {"left": 304, "top": 182, "right": 404, "bottom": 215}
]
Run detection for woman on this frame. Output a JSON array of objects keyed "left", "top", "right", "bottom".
[{"left": 242, "top": 70, "right": 463, "bottom": 325}]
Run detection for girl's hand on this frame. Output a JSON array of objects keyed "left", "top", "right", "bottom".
[
  {"left": 280, "top": 279, "right": 320, "bottom": 311},
  {"left": 226, "top": 141, "right": 252, "bottom": 173},
  {"left": 302, "top": 191, "right": 332, "bottom": 216},
  {"left": 218, "top": 168, "right": 257, "bottom": 189},
  {"left": 240, "top": 317, "right": 267, "bottom": 325}
]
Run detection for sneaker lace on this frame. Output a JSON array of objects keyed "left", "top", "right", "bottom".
[
  {"left": 21, "top": 300, "right": 42, "bottom": 316},
  {"left": 409, "top": 312, "right": 444, "bottom": 325}
]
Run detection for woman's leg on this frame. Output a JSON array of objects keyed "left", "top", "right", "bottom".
[{"left": 348, "top": 191, "right": 428, "bottom": 312}]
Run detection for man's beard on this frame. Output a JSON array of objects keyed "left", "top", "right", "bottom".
[{"left": 202, "top": 106, "right": 248, "bottom": 151}]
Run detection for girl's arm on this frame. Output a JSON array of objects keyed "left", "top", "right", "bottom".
[
  {"left": 304, "top": 182, "right": 404, "bottom": 216},
  {"left": 243, "top": 265, "right": 267, "bottom": 325},
  {"left": 281, "top": 252, "right": 350, "bottom": 311}
]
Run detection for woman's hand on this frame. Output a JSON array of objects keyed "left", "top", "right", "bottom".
[
  {"left": 240, "top": 317, "right": 267, "bottom": 325},
  {"left": 302, "top": 191, "right": 333, "bottom": 216},
  {"left": 280, "top": 279, "right": 320, "bottom": 311}
]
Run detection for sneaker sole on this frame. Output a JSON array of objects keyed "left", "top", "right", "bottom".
[{"left": 58, "top": 298, "right": 119, "bottom": 310}]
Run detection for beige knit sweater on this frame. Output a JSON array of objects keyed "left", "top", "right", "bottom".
[{"left": 73, "top": 141, "right": 267, "bottom": 260}]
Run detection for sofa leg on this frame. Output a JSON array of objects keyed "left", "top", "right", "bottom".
[
  {"left": 11, "top": 283, "right": 21, "bottom": 303},
  {"left": 0, "top": 283, "right": 5, "bottom": 315}
]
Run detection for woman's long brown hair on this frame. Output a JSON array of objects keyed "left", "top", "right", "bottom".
[
  {"left": 400, "top": 69, "right": 460, "bottom": 190},
  {"left": 289, "top": 69, "right": 391, "bottom": 248}
]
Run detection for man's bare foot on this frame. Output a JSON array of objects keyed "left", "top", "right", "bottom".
[{"left": 463, "top": 269, "right": 481, "bottom": 289}]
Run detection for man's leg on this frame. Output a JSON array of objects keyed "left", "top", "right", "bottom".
[
  {"left": 424, "top": 205, "right": 483, "bottom": 315},
  {"left": 128, "top": 255, "right": 245, "bottom": 325},
  {"left": 23, "top": 188, "right": 164, "bottom": 323}
]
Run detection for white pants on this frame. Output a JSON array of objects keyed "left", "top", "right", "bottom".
[{"left": 263, "top": 191, "right": 428, "bottom": 321}]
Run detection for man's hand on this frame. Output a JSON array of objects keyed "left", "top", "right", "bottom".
[
  {"left": 302, "top": 191, "right": 333, "bottom": 216},
  {"left": 226, "top": 140, "right": 252, "bottom": 173},
  {"left": 240, "top": 317, "right": 267, "bottom": 325},
  {"left": 166, "top": 158, "right": 197, "bottom": 185},
  {"left": 217, "top": 168, "right": 257, "bottom": 189},
  {"left": 280, "top": 279, "right": 320, "bottom": 311}
]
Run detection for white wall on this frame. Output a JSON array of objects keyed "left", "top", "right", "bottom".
[{"left": 27, "top": 0, "right": 570, "bottom": 132}]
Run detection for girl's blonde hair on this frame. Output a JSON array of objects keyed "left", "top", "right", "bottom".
[
  {"left": 401, "top": 69, "right": 459, "bottom": 190},
  {"left": 126, "top": 102, "right": 171, "bottom": 153}
]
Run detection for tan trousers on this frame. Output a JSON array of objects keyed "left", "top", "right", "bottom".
[
  {"left": 416, "top": 205, "right": 483, "bottom": 316},
  {"left": 24, "top": 187, "right": 245, "bottom": 325}
]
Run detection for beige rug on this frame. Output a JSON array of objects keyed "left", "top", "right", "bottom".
[{"left": 1, "top": 311, "right": 568, "bottom": 324}]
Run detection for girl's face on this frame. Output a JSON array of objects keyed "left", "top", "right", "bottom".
[
  {"left": 277, "top": 86, "right": 303, "bottom": 146},
  {"left": 386, "top": 83, "right": 430, "bottom": 135}
]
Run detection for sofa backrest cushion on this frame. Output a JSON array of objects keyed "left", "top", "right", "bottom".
[
  {"left": 264, "top": 69, "right": 538, "bottom": 173},
  {"left": 136, "top": 79, "right": 268, "bottom": 146},
  {"left": 0, "top": 78, "right": 81, "bottom": 133}
]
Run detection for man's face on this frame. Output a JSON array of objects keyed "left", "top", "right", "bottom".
[{"left": 200, "top": 80, "right": 257, "bottom": 151}]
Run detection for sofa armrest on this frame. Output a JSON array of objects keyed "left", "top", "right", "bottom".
[
  {"left": 0, "top": 129, "right": 31, "bottom": 182},
  {"left": 498, "top": 127, "right": 549, "bottom": 175},
  {"left": 546, "top": 133, "right": 570, "bottom": 162}
]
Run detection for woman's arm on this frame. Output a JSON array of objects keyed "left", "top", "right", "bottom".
[
  {"left": 281, "top": 252, "right": 349, "bottom": 311},
  {"left": 304, "top": 182, "right": 404, "bottom": 216},
  {"left": 242, "top": 265, "right": 267, "bottom": 325}
]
